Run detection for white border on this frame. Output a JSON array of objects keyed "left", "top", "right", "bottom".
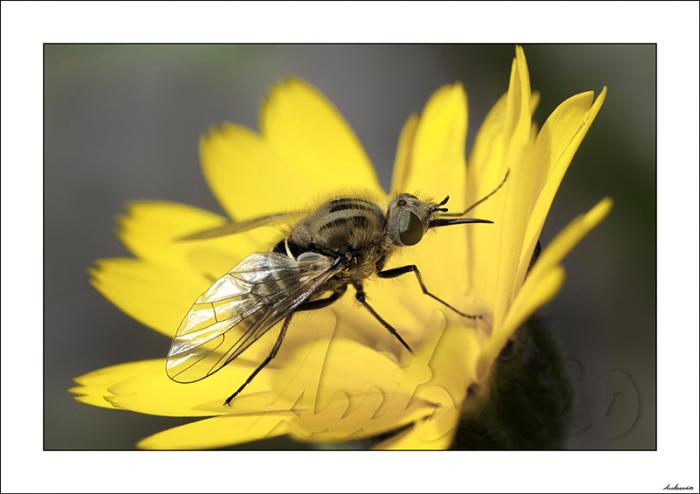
[{"left": 2, "top": 1, "right": 698, "bottom": 493}]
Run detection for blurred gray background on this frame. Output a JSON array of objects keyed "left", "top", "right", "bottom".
[{"left": 44, "top": 44, "right": 655, "bottom": 450}]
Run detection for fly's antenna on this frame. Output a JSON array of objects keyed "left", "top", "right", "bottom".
[
  {"left": 440, "top": 169, "right": 510, "bottom": 217},
  {"left": 430, "top": 196, "right": 450, "bottom": 213}
]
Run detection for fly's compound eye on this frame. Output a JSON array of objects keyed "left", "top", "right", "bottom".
[{"left": 398, "top": 210, "right": 424, "bottom": 246}]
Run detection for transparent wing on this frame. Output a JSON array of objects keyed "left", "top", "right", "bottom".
[
  {"left": 166, "top": 252, "right": 340, "bottom": 383},
  {"left": 177, "top": 211, "right": 305, "bottom": 240}
]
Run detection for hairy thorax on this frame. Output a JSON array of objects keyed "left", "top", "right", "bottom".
[{"left": 274, "top": 196, "right": 395, "bottom": 290}]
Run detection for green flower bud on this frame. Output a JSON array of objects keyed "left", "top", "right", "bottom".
[{"left": 451, "top": 317, "right": 573, "bottom": 449}]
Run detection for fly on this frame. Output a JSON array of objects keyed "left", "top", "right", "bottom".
[{"left": 167, "top": 171, "right": 509, "bottom": 405}]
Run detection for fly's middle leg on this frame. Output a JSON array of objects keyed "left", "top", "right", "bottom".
[
  {"left": 353, "top": 282, "right": 413, "bottom": 354},
  {"left": 377, "top": 264, "right": 481, "bottom": 319}
]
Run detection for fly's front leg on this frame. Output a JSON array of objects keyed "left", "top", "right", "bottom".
[
  {"left": 353, "top": 283, "right": 413, "bottom": 354},
  {"left": 377, "top": 264, "right": 481, "bottom": 319}
]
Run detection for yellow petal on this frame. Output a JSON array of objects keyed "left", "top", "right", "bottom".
[
  {"left": 391, "top": 113, "right": 419, "bottom": 194},
  {"left": 283, "top": 312, "right": 477, "bottom": 444},
  {"left": 329, "top": 269, "right": 461, "bottom": 356},
  {"left": 530, "top": 91, "right": 596, "bottom": 202},
  {"left": 467, "top": 84, "right": 539, "bottom": 189},
  {"left": 261, "top": 78, "right": 384, "bottom": 197},
  {"left": 90, "top": 258, "right": 209, "bottom": 337},
  {"left": 377, "top": 320, "right": 481, "bottom": 449},
  {"left": 530, "top": 90, "right": 541, "bottom": 115},
  {"left": 503, "top": 46, "right": 532, "bottom": 160},
  {"left": 306, "top": 339, "right": 409, "bottom": 404},
  {"left": 403, "top": 83, "right": 467, "bottom": 207},
  {"left": 465, "top": 46, "right": 534, "bottom": 320},
  {"left": 138, "top": 414, "right": 291, "bottom": 450},
  {"left": 200, "top": 123, "right": 308, "bottom": 219},
  {"left": 468, "top": 93, "right": 506, "bottom": 181},
  {"left": 117, "top": 200, "right": 273, "bottom": 275},
  {"left": 524, "top": 198, "right": 613, "bottom": 290},
  {"left": 464, "top": 91, "right": 507, "bottom": 294},
  {"left": 74, "top": 309, "right": 340, "bottom": 418},
  {"left": 468, "top": 46, "right": 532, "bottom": 193},
  {"left": 373, "top": 422, "right": 452, "bottom": 450},
  {"left": 72, "top": 393, "right": 113, "bottom": 409},
  {"left": 71, "top": 360, "right": 163, "bottom": 410},
  {"left": 272, "top": 332, "right": 403, "bottom": 411},
  {"left": 491, "top": 47, "right": 536, "bottom": 324},
  {"left": 417, "top": 321, "right": 481, "bottom": 406},
  {"left": 479, "top": 266, "right": 565, "bottom": 379},
  {"left": 388, "top": 318, "right": 480, "bottom": 449},
  {"left": 73, "top": 358, "right": 286, "bottom": 417},
  {"left": 397, "top": 84, "right": 469, "bottom": 298},
  {"left": 291, "top": 391, "right": 434, "bottom": 443},
  {"left": 491, "top": 159, "right": 539, "bottom": 329},
  {"left": 200, "top": 77, "right": 385, "bottom": 218},
  {"left": 516, "top": 88, "right": 607, "bottom": 287},
  {"left": 272, "top": 315, "right": 440, "bottom": 442},
  {"left": 482, "top": 198, "right": 612, "bottom": 374}
]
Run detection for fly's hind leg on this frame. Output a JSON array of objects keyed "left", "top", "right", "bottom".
[
  {"left": 296, "top": 285, "right": 347, "bottom": 311},
  {"left": 224, "top": 313, "right": 293, "bottom": 406},
  {"left": 377, "top": 264, "right": 481, "bottom": 320},
  {"left": 224, "top": 286, "right": 347, "bottom": 405},
  {"left": 353, "top": 283, "right": 413, "bottom": 354}
]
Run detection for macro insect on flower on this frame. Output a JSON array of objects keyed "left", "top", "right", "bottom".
[
  {"left": 168, "top": 170, "right": 509, "bottom": 404},
  {"left": 73, "top": 46, "right": 611, "bottom": 450}
]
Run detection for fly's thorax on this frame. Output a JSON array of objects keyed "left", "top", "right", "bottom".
[
  {"left": 292, "top": 196, "right": 387, "bottom": 253},
  {"left": 321, "top": 242, "right": 387, "bottom": 290}
]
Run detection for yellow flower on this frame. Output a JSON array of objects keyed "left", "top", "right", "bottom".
[{"left": 72, "top": 46, "right": 610, "bottom": 450}]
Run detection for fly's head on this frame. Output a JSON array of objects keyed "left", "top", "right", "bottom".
[{"left": 386, "top": 194, "right": 493, "bottom": 247}]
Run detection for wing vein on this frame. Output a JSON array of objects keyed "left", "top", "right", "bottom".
[{"left": 166, "top": 251, "right": 341, "bottom": 383}]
